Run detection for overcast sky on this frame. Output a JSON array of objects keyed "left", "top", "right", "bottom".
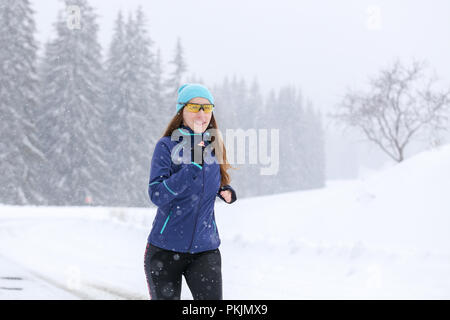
[
  {"left": 30, "top": 0, "right": 450, "bottom": 176},
  {"left": 31, "top": 0, "right": 450, "bottom": 112}
]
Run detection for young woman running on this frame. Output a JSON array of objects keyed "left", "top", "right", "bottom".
[{"left": 144, "top": 83, "right": 237, "bottom": 300}]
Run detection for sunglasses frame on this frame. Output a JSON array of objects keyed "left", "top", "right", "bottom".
[{"left": 180, "top": 102, "right": 215, "bottom": 113}]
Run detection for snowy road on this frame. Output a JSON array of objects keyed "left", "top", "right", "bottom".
[
  {"left": 0, "top": 248, "right": 147, "bottom": 300},
  {"left": 0, "top": 209, "right": 149, "bottom": 300},
  {"left": 0, "top": 255, "right": 79, "bottom": 300},
  {"left": 1, "top": 204, "right": 449, "bottom": 300},
  {"left": 0, "top": 250, "right": 150, "bottom": 300}
]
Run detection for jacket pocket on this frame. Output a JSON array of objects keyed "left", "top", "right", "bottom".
[{"left": 160, "top": 208, "right": 173, "bottom": 234}]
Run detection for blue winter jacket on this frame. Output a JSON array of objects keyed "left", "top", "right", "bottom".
[{"left": 147, "top": 124, "right": 236, "bottom": 253}]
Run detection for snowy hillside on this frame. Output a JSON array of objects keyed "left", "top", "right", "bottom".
[{"left": 1, "top": 144, "right": 450, "bottom": 299}]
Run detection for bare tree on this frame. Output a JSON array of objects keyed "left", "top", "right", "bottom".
[{"left": 330, "top": 60, "right": 450, "bottom": 162}]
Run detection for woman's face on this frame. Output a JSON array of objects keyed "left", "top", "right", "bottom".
[{"left": 182, "top": 97, "right": 213, "bottom": 134}]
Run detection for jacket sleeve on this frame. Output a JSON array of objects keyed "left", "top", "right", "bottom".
[
  {"left": 216, "top": 184, "right": 237, "bottom": 204},
  {"left": 148, "top": 139, "right": 203, "bottom": 207}
]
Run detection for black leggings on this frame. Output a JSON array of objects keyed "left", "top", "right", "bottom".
[{"left": 144, "top": 243, "right": 223, "bottom": 300}]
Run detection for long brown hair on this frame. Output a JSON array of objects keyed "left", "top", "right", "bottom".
[{"left": 162, "top": 110, "right": 234, "bottom": 187}]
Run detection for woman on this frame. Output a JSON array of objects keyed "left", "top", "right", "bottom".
[{"left": 144, "top": 83, "right": 237, "bottom": 300}]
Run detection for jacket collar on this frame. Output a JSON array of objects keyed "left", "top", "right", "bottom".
[
  {"left": 178, "top": 124, "right": 203, "bottom": 136},
  {"left": 179, "top": 124, "right": 212, "bottom": 139},
  {"left": 178, "top": 124, "right": 212, "bottom": 146}
]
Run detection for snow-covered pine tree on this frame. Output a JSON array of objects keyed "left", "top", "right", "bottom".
[
  {"left": 248, "top": 77, "right": 264, "bottom": 126},
  {"left": 151, "top": 47, "right": 173, "bottom": 133},
  {"left": 212, "top": 76, "right": 232, "bottom": 130},
  {"left": 246, "top": 77, "right": 265, "bottom": 196},
  {"left": 120, "top": 8, "right": 158, "bottom": 206},
  {"left": 302, "top": 100, "right": 325, "bottom": 189},
  {"left": 258, "top": 84, "right": 325, "bottom": 195},
  {"left": 0, "top": 0, "right": 44, "bottom": 205},
  {"left": 258, "top": 88, "right": 279, "bottom": 195},
  {"left": 285, "top": 87, "right": 325, "bottom": 191},
  {"left": 210, "top": 76, "right": 236, "bottom": 190},
  {"left": 273, "top": 85, "right": 299, "bottom": 193},
  {"left": 102, "top": 11, "right": 130, "bottom": 206},
  {"left": 37, "top": 0, "right": 108, "bottom": 206},
  {"left": 225, "top": 76, "right": 252, "bottom": 197},
  {"left": 212, "top": 76, "right": 267, "bottom": 198},
  {"left": 166, "top": 37, "right": 188, "bottom": 97}
]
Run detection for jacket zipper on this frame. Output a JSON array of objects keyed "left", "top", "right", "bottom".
[
  {"left": 188, "top": 137, "right": 205, "bottom": 252},
  {"left": 188, "top": 166, "right": 204, "bottom": 252}
]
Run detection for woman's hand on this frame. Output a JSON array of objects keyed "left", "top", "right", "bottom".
[
  {"left": 219, "top": 190, "right": 232, "bottom": 203},
  {"left": 217, "top": 185, "right": 237, "bottom": 204}
]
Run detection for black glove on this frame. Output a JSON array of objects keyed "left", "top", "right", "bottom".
[{"left": 217, "top": 185, "right": 237, "bottom": 204}]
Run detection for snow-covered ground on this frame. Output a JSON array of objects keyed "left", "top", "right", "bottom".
[{"left": 1, "top": 144, "right": 450, "bottom": 299}]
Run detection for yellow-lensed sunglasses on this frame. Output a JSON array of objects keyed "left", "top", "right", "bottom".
[{"left": 180, "top": 103, "right": 215, "bottom": 113}]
